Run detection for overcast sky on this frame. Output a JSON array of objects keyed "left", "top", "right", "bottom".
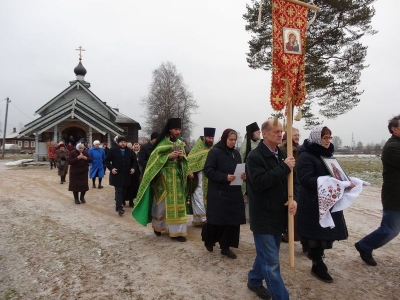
[{"left": 0, "top": 0, "right": 398, "bottom": 147}]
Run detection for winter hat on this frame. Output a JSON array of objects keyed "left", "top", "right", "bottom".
[
  {"left": 150, "top": 132, "right": 159, "bottom": 140},
  {"left": 117, "top": 136, "right": 127, "bottom": 143}
]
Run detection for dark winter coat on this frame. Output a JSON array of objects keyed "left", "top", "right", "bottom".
[
  {"left": 55, "top": 148, "right": 69, "bottom": 176},
  {"left": 67, "top": 149, "right": 93, "bottom": 192},
  {"left": 246, "top": 141, "right": 291, "bottom": 234},
  {"left": 105, "top": 146, "right": 138, "bottom": 187},
  {"left": 204, "top": 141, "right": 245, "bottom": 226},
  {"left": 381, "top": 134, "right": 400, "bottom": 211},
  {"left": 138, "top": 141, "right": 153, "bottom": 172},
  {"left": 296, "top": 139, "right": 348, "bottom": 241}
]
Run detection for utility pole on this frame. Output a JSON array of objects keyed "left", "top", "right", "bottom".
[{"left": 1, "top": 97, "right": 11, "bottom": 158}]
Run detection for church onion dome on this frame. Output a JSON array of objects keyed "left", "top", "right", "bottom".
[{"left": 74, "top": 60, "right": 87, "bottom": 76}]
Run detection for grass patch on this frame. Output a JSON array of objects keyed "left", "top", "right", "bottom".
[{"left": 337, "top": 156, "right": 382, "bottom": 185}]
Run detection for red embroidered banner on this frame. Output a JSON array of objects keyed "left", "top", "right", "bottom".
[{"left": 270, "top": 0, "right": 308, "bottom": 111}]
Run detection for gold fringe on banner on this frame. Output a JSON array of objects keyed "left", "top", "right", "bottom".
[
  {"left": 294, "top": 107, "right": 302, "bottom": 121},
  {"left": 273, "top": 114, "right": 279, "bottom": 126},
  {"left": 258, "top": 0, "right": 263, "bottom": 25}
]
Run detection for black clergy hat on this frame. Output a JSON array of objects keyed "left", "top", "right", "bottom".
[
  {"left": 168, "top": 118, "right": 182, "bottom": 129},
  {"left": 204, "top": 127, "right": 216, "bottom": 137},
  {"left": 246, "top": 122, "right": 260, "bottom": 134}
]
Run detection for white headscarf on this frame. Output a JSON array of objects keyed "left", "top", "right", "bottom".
[
  {"left": 93, "top": 140, "right": 100, "bottom": 146},
  {"left": 76, "top": 143, "right": 84, "bottom": 150},
  {"left": 308, "top": 126, "right": 323, "bottom": 145}
]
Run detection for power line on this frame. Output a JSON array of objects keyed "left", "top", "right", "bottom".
[{"left": 10, "top": 101, "right": 34, "bottom": 120}]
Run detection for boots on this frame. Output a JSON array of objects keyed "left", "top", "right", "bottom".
[
  {"left": 80, "top": 192, "right": 86, "bottom": 204},
  {"left": 311, "top": 260, "right": 333, "bottom": 283},
  {"left": 73, "top": 192, "right": 80, "bottom": 204},
  {"left": 97, "top": 178, "right": 103, "bottom": 189},
  {"left": 221, "top": 248, "right": 237, "bottom": 259},
  {"left": 309, "top": 247, "right": 333, "bottom": 283}
]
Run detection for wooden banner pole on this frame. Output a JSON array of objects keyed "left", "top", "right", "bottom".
[{"left": 284, "top": 78, "right": 295, "bottom": 268}]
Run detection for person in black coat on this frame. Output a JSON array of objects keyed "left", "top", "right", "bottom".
[
  {"left": 201, "top": 128, "right": 246, "bottom": 259},
  {"left": 105, "top": 136, "right": 138, "bottom": 216},
  {"left": 102, "top": 142, "right": 110, "bottom": 175},
  {"left": 355, "top": 115, "right": 400, "bottom": 266},
  {"left": 246, "top": 119, "right": 296, "bottom": 300},
  {"left": 297, "top": 126, "right": 354, "bottom": 283},
  {"left": 138, "top": 132, "right": 159, "bottom": 173}
]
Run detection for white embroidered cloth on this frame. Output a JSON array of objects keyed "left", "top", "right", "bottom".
[{"left": 317, "top": 176, "right": 363, "bottom": 228}]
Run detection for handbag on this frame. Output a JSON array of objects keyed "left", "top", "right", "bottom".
[{"left": 58, "top": 160, "right": 66, "bottom": 170}]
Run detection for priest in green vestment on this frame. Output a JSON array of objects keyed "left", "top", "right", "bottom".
[
  {"left": 187, "top": 127, "right": 216, "bottom": 226},
  {"left": 132, "top": 118, "right": 189, "bottom": 242}
]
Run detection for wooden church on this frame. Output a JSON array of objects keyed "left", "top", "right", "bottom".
[{"left": 18, "top": 48, "right": 140, "bottom": 160}]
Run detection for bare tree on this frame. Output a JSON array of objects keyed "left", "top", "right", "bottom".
[
  {"left": 356, "top": 141, "right": 364, "bottom": 152},
  {"left": 332, "top": 136, "right": 342, "bottom": 149},
  {"left": 141, "top": 62, "right": 198, "bottom": 140},
  {"left": 235, "top": 131, "right": 244, "bottom": 149}
]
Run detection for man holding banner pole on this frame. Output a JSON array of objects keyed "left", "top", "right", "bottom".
[
  {"left": 265, "top": 0, "right": 320, "bottom": 269},
  {"left": 246, "top": 119, "right": 297, "bottom": 300}
]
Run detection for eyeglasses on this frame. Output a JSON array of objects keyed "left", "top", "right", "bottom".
[{"left": 322, "top": 136, "right": 333, "bottom": 141}]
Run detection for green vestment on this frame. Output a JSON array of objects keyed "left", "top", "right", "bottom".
[
  {"left": 187, "top": 137, "right": 212, "bottom": 205},
  {"left": 132, "top": 137, "right": 188, "bottom": 226}
]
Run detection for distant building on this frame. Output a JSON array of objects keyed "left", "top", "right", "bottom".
[
  {"left": 18, "top": 52, "right": 140, "bottom": 160},
  {"left": 0, "top": 127, "right": 35, "bottom": 153}
]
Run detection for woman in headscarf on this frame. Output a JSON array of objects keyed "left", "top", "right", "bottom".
[
  {"left": 297, "top": 126, "right": 353, "bottom": 283},
  {"left": 88, "top": 140, "right": 105, "bottom": 189},
  {"left": 55, "top": 142, "right": 69, "bottom": 184},
  {"left": 201, "top": 129, "right": 246, "bottom": 259},
  {"left": 68, "top": 143, "right": 92, "bottom": 204}
]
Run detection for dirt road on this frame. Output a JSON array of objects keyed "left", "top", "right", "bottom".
[{"left": 0, "top": 162, "right": 399, "bottom": 299}]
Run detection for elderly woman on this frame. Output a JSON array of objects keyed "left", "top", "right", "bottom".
[
  {"left": 55, "top": 143, "right": 69, "bottom": 184},
  {"left": 297, "top": 126, "right": 354, "bottom": 283},
  {"left": 201, "top": 128, "right": 246, "bottom": 259},
  {"left": 68, "top": 143, "right": 92, "bottom": 204},
  {"left": 88, "top": 140, "right": 105, "bottom": 189}
]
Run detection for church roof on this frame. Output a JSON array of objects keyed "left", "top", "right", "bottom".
[
  {"left": 34, "top": 81, "right": 117, "bottom": 118},
  {"left": 18, "top": 98, "right": 125, "bottom": 137},
  {"left": 112, "top": 108, "right": 141, "bottom": 128}
]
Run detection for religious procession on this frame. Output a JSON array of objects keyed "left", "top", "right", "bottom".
[
  {"left": 40, "top": 108, "right": 400, "bottom": 300},
  {"left": 2, "top": 0, "right": 398, "bottom": 299}
]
